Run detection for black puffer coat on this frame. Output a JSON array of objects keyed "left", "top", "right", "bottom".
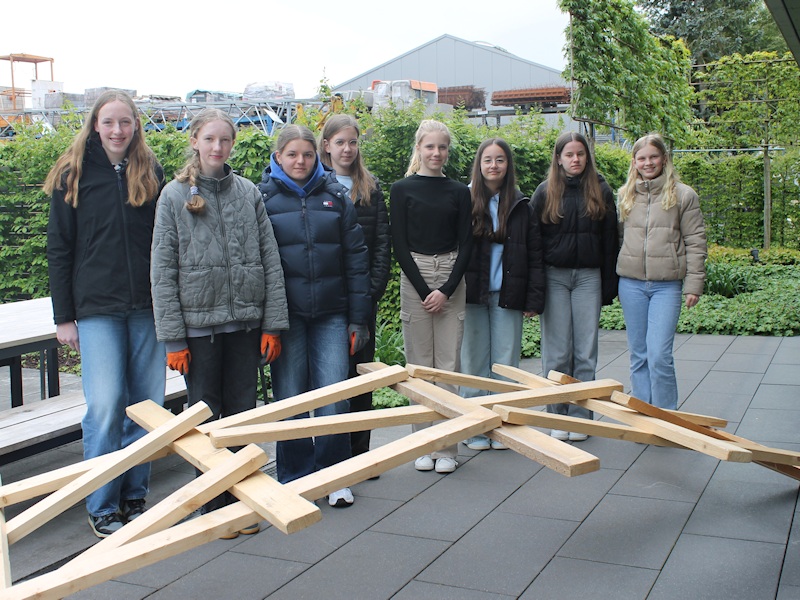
[{"left": 352, "top": 179, "right": 391, "bottom": 303}]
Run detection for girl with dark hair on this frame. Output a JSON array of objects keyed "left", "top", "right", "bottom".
[
  {"left": 319, "top": 114, "right": 391, "bottom": 458},
  {"left": 461, "top": 138, "right": 546, "bottom": 451},
  {"left": 46, "top": 89, "right": 166, "bottom": 537},
  {"left": 531, "top": 132, "right": 619, "bottom": 441},
  {"left": 151, "top": 108, "right": 288, "bottom": 536},
  {"left": 259, "top": 124, "right": 371, "bottom": 507}
]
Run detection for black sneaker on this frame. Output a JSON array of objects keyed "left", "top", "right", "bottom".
[
  {"left": 89, "top": 513, "right": 124, "bottom": 538},
  {"left": 121, "top": 498, "right": 146, "bottom": 521}
]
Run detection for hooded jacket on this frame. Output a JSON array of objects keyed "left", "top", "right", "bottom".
[
  {"left": 150, "top": 166, "right": 288, "bottom": 343},
  {"left": 531, "top": 174, "right": 619, "bottom": 305},
  {"left": 48, "top": 136, "right": 163, "bottom": 324},
  {"left": 350, "top": 178, "right": 391, "bottom": 303},
  {"left": 464, "top": 190, "right": 546, "bottom": 313},
  {"left": 258, "top": 155, "right": 370, "bottom": 325},
  {"left": 616, "top": 173, "right": 707, "bottom": 296}
]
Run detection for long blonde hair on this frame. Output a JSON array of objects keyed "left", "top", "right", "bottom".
[
  {"left": 43, "top": 90, "right": 160, "bottom": 208},
  {"left": 319, "top": 114, "right": 376, "bottom": 205},
  {"left": 405, "top": 120, "right": 450, "bottom": 177},
  {"left": 541, "top": 132, "right": 605, "bottom": 225},
  {"left": 617, "top": 133, "right": 680, "bottom": 221},
  {"left": 175, "top": 108, "right": 237, "bottom": 214}
]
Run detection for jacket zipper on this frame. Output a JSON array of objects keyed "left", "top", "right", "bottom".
[
  {"left": 215, "top": 182, "right": 235, "bottom": 319},
  {"left": 644, "top": 180, "right": 651, "bottom": 280},
  {"left": 115, "top": 164, "right": 138, "bottom": 308}
]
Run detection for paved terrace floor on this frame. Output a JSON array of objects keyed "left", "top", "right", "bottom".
[{"left": 1, "top": 331, "right": 799, "bottom": 599}]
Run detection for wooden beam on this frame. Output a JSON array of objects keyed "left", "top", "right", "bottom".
[
  {"left": 3, "top": 502, "right": 259, "bottom": 600},
  {"left": 577, "top": 398, "right": 752, "bottom": 462},
  {"left": 493, "top": 405, "right": 681, "bottom": 447},
  {"left": 405, "top": 364, "right": 530, "bottom": 392},
  {"left": 6, "top": 401, "right": 212, "bottom": 545},
  {"left": 287, "top": 409, "right": 503, "bottom": 499},
  {"left": 0, "top": 475, "right": 10, "bottom": 590},
  {"left": 210, "top": 405, "right": 439, "bottom": 447},
  {"left": 76, "top": 444, "right": 268, "bottom": 562},
  {"left": 492, "top": 364, "right": 558, "bottom": 388},
  {"left": 197, "top": 364, "right": 409, "bottom": 433},
  {"left": 127, "top": 401, "right": 320, "bottom": 535}
]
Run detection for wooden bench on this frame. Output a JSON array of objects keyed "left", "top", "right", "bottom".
[{"left": 0, "top": 369, "right": 188, "bottom": 466}]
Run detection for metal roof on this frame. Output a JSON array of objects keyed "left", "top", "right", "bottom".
[{"left": 764, "top": 0, "right": 800, "bottom": 63}]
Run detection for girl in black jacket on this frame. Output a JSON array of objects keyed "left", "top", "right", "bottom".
[
  {"left": 530, "top": 132, "right": 618, "bottom": 442},
  {"left": 320, "top": 114, "right": 391, "bottom": 458},
  {"left": 461, "top": 138, "right": 546, "bottom": 451}
]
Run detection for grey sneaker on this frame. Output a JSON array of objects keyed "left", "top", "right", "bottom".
[
  {"left": 121, "top": 498, "right": 146, "bottom": 521},
  {"left": 89, "top": 513, "right": 124, "bottom": 538}
]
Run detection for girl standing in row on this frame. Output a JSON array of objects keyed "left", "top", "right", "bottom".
[
  {"left": 319, "top": 114, "right": 391, "bottom": 458},
  {"left": 461, "top": 138, "right": 546, "bottom": 451},
  {"left": 531, "top": 132, "right": 618, "bottom": 441},
  {"left": 46, "top": 90, "right": 166, "bottom": 537},
  {"left": 390, "top": 120, "right": 473, "bottom": 474},
  {"left": 259, "top": 125, "right": 371, "bottom": 507},
  {"left": 151, "top": 108, "right": 288, "bottom": 536},
  {"left": 616, "top": 133, "right": 707, "bottom": 410}
]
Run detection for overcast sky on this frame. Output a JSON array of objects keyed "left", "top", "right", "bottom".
[{"left": 1, "top": 0, "right": 569, "bottom": 101}]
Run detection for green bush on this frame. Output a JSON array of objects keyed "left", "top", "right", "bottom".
[
  {"left": 704, "top": 262, "right": 757, "bottom": 297},
  {"left": 521, "top": 316, "right": 542, "bottom": 358}
]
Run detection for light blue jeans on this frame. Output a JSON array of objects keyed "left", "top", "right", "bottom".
[
  {"left": 540, "top": 266, "right": 601, "bottom": 420},
  {"left": 460, "top": 292, "right": 523, "bottom": 397},
  {"left": 77, "top": 309, "right": 166, "bottom": 517},
  {"left": 618, "top": 277, "right": 683, "bottom": 410},
  {"left": 270, "top": 312, "right": 351, "bottom": 483}
]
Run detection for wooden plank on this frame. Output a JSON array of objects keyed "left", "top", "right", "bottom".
[
  {"left": 493, "top": 405, "right": 682, "bottom": 447},
  {"left": 197, "top": 364, "right": 409, "bottom": 434},
  {"left": 210, "top": 405, "right": 439, "bottom": 447},
  {"left": 287, "top": 410, "right": 503, "bottom": 499},
  {"left": 75, "top": 444, "right": 268, "bottom": 561},
  {"left": 3, "top": 502, "right": 259, "bottom": 600},
  {"left": 491, "top": 364, "right": 558, "bottom": 388},
  {"left": 0, "top": 393, "right": 85, "bottom": 428},
  {"left": 0, "top": 445, "right": 173, "bottom": 509},
  {"left": 577, "top": 398, "right": 752, "bottom": 462},
  {"left": 405, "top": 364, "right": 530, "bottom": 392},
  {"left": 0, "top": 475, "right": 10, "bottom": 590},
  {"left": 5, "top": 401, "right": 212, "bottom": 544},
  {"left": 127, "top": 401, "right": 320, "bottom": 535},
  {"left": 0, "top": 406, "right": 85, "bottom": 456},
  {"left": 463, "top": 379, "right": 624, "bottom": 411}
]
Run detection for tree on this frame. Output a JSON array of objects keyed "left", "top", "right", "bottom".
[
  {"left": 638, "top": 0, "right": 788, "bottom": 64},
  {"left": 559, "top": 0, "right": 696, "bottom": 145}
]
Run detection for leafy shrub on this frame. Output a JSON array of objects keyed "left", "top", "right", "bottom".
[
  {"left": 521, "top": 316, "right": 542, "bottom": 358},
  {"left": 374, "top": 318, "right": 405, "bottom": 366},
  {"left": 704, "top": 262, "right": 756, "bottom": 297}
]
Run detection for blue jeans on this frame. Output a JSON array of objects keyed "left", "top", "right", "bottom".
[
  {"left": 540, "top": 266, "right": 601, "bottom": 420},
  {"left": 77, "top": 309, "right": 166, "bottom": 517},
  {"left": 270, "top": 312, "right": 351, "bottom": 483},
  {"left": 619, "top": 277, "right": 683, "bottom": 410},
  {"left": 460, "top": 292, "right": 523, "bottom": 398}
]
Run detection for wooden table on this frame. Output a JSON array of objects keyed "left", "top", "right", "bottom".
[{"left": 0, "top": 297, "right": 61, "bottom": 407}]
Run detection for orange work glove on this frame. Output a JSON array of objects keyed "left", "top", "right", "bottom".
[
  {"left": 348, "top": 323, "right": 369, "bottom": 356},
  {"left": 261, "top": 333, "right": 282, "bottom": 364},
  {"left": 167, "top": 348, "right": 191, "bottom": 375}
]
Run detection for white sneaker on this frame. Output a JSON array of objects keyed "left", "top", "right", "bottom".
[
  {"left": 415, "top": 455, "right": 434, "bottom": 471},
  {"left": 550, "top": 429, "right": 569, "bottom": 441},
  {"left": 328, "top": 487, "right": 354, "bottom": 508},
  {"left": 569, "top": 432, "right": 589, "bottom": 442},
  {"left": 435, "top": 457, "right": 458, "bottom": 473},
  {"left": 465, "top": 436, "right": 491, "bottom": 451},
  {"left": 490, "top": 439, "right": 507, "bottom": 450}
]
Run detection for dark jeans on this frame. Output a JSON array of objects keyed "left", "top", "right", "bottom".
[{"left": 348, "top": 303, "right": 378, "bottom": 456}]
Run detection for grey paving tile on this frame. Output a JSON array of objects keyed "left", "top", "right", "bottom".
[
  {"left": 265, "top": 530, "right": 449, "bottom": 600},
  {"left": 558, "top": 494, "right": 694, "bottom": 569},
  {"left": 736, "top": 408, "right": 800, "bottom": 445},
  {"left": 610, "top": 445, "right": 718, "bottom": 503},
  {"left": 370, "top": 476, "right": 515, "bottom": 542},
  {"left": 394, "top": 580, "right": 515, "bottom": 599},
  {"left": 674, "top": 343, "right": 728, "bottom": 361},
  {"left": 751, "top": 384, "right": 800, "bottom": 410},
  {"left": 599, "top": 329, "right": 629, "bottom": 342},
  {"left": 680, "top": 390, "right": 752, "bottom": 424},
  {"left": 713, "top": 459, "right": 800, "bottom": 486},
  {"left": 684, "top": 333, "right": 736, "bottom": 346},
  {"left": 712, "top": 352, "right": 773, "bottom": 373},
  {"left": 417, "top": 512, "right": 577, "bottom": 596},
  {"left": 674, "top": 358, "right": 716, "bottom": 378},
  {"left": 596, "top": 364, "right": 630, "bottom": 388},
  {"left": 780, "top": 514, "right": 800, "bottom": 587},
  {"left": 521, "top": 557, "right": 658, "bottom": 600},
  {"left": 449, "top": 443, "right": 543, "bottom": 485},
  {"left": 694, "top": 370, "right": 763, "bottom": 397},
  {"left": 648, "top": 534, "right": 784, "bottom": 600},
  {"left": 727, "top": 335, "right": 782, "bottom": 355},
  {"left": 774, "top": 339, "right": 800, "bottom": 365},
  {"left": 344, "top": 454, "right": 444, "bottom": 503},
  {"left": 579, "top": 433, "right": 648, "bottom": 470},
  {"left": 147, "top": 551, "right": 307, "bottom": 600},
  {"left": 779, "top": 585, "right": 800, "bottom": 600},
  {"left": 764, "top": 364, "right": 800, "bottom": 385},
  {"left": 518, "top": 357, "right": 542, "bottom": 375},
  {"left": 236, "top": 495, "right": 403, "bottom": 563},
  {"left": 684, "top": 476, "right": 797, "bottom": 543},
  {"left": 66, "top": 579, "right": 155, "bottom": 600},
  {"left": 499, "top": 466, "right": 622, "bottom": 521}
]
